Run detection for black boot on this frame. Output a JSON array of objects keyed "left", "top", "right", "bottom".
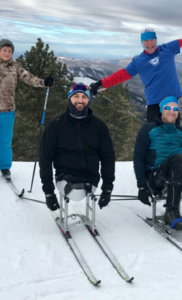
[
  {"left": 1, "top": 169, "right": 11, "bottom": 177},
  {"left": 164, "top": 207, "right": 182, "bottom": 230}
]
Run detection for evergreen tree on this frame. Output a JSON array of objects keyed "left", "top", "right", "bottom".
[
  {"left": 92, "top": 83, "right": 142, "bottom": 160},
  {"left": 12, "top": 38, "right": 74, "bottom": 161}
]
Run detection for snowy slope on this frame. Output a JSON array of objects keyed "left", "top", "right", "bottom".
[{"left": 1, "top": 162, "right": 182, "bottom": 300}]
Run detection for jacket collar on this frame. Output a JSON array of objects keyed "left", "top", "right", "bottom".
[
  {"left": 153, "top": 113, "right": 180, "bottom": 127},
  {"left": 143, "top": 47, "right": 158, "bottom": 55},
  {"left": 66, "top": 106, "right": 93, "bottom": 123},
  {"left": 0, "top": 57, "right": 14, "bottom": 64}
]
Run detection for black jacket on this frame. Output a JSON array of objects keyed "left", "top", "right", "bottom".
[{"left": 39, "top": 108, "right": 115, "bottom": 194}]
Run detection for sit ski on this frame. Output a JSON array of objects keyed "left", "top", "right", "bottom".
[{"left": 52, "top": 187, "right": 134, "bottom": 286}]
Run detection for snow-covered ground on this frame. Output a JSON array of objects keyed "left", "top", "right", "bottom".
[
  {"left": 1, "top": 162, "right": 182, "bottom": 300},
  {"left": 74, "top": 76, "right": 96, "bottom": 86}
]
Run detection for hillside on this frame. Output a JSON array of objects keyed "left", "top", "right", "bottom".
[{"left": 1, "top": 162, "right": 182, "bottom": 300}]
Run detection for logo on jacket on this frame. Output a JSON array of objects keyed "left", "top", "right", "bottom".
[{"left": 149, "top": 57, "right": 159, "bottom": 66}]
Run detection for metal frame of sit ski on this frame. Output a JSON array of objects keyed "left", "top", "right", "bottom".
[
  {"left": 133, "top": 185, "right": 182, "bottom": 252},
  {"left": 53, "top": 190, "right": 134, "bottom": 286},
  {"left": 145, "top": 186, "right": 181, "bottom": 236}
]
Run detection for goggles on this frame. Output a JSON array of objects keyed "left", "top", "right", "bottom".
[
  {"left": 72, "top": 84, "right": 89, "bottom": 91},
  {"left": 164, "top": 105, "right": 179, "bottom": 112},
  {"left": 68, "top": 84, "right": 91, "bottom": 101}
]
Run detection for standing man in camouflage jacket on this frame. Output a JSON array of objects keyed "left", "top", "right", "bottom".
[{"left": 0, "top": 39, "right": 54, "bottom": 177}]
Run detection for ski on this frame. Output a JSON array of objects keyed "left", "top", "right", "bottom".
[
  {"left": 51, "top": 212, "right": 101, "bottom": 286},
  {"left": 2, "top": 175, "right": 24, "bottom": 197},
  {"left": 85, "top": 224, "right": 134, "bottom": 282},
  {"left": 2, "top": 175, "right": 45, "bottom": 204},
  {"left": 75, "top": 208, "right": 134, "bottom": 282},
  {"left": 133, "top": 210, "right": 182, "bottom": 252}
]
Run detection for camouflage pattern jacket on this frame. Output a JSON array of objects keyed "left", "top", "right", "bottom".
[{"left": 0, "top": 58, "right": 45, "bottom": 112}]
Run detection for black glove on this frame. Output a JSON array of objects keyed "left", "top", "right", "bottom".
[
  {"left": 45, "top": 194, "right": 60, "bottom": 211},
  {"left": 98, "top": 190, "right": 111, "bottom": 209},
  {"left": 90, "top": 80, "right": 103, "bottom": 96},
  {"left": 44, "top": 74, "right": 54, "bottom": 87},
  {"left": 137, "top": 184, "right": 152, "bottom": 206}
]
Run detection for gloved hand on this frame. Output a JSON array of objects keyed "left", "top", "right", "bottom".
[
  {"left": 98, "top": 190, "right": 111, "bottom": 209},
  {"left": 44, "top": 74, "right": 54, "bottom": 87},
  {"left": 137, "top": 184, "right": 152, "bottom": 206},
  {"left": 45, "top": 194, "right": 60, "bottom": 211},
  {"left": 90, "top": 80, "right": 103, "bottom": 96}
]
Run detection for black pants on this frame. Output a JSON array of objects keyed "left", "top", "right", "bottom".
[
  {"left": 147, "top": 154, "right": 182, "bottom": 208},
  {"left": 147, "top": 104, "right": 160, "bottom": 123}
]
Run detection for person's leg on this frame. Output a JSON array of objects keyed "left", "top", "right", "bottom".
[
  {"left": 159, "top": 154, "right": 182, "bottom": 229},
  {"left": 147, "top": 103, "right": 160, "bottom": 123},
  {"left": 0, "top": 111, "right": 15, "bottom": 171}
]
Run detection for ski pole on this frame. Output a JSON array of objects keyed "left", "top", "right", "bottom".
[
  {"left": 21, "top": 197, "right": 46, "bottom": 204},
  {"left": 95, "top": 194, "right": 138, "bottom": 198},
  {"left": 92, "top": 89, "right": 144, "bottom": 123},
  {"left": 111, "top": 198, "right": 138, "bottom": 201},
  {"left": 28, "top": 86, "right": 50, "bottom": 192}
]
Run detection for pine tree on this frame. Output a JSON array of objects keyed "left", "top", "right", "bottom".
[
  {"left": 92, "top": 83, "right": 142, "bottom": 160},
  {"left": 12, "top": 38, "right": 74, "bottom": 161}
]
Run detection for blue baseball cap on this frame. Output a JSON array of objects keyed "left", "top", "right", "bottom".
[
  {"left": 68, "top": 83, "right": 91, "bottom": 101},
  {"left": 159, "top": 96, "right": 180, "bottom": 113}
]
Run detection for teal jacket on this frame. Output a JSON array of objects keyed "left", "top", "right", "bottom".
[{"left": 133, "top": 115, "right": 182, "bottom": 182}]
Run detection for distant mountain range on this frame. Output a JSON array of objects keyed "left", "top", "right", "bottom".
[
  {"left": 57, "top": 55, "right": 182, "bottom": 99},
  {"left": 57, "top": 54, "right": 182, "bottom": 119}
]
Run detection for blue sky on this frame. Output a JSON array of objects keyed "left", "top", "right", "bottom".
[{"left": 0, "top": 0, "right": 182, "bottom": 60}]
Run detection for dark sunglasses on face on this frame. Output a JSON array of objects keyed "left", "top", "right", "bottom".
[{"left": 164, "top": 105, "right": 179, "bottom": 112}]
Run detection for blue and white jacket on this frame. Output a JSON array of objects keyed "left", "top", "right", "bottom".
[{"left": 133, "top": 115, "right": 182, "bottom": 183}]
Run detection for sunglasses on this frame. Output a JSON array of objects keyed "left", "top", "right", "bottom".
[
  {"left": 72, "top": 84, "right": 89, "bottom": 91},
  {"left": 164, "top": 105, "right": 179, "bottom": 112}
]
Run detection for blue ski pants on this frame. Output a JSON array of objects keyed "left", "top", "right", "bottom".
[{"left": 0, "top": 111, "right": 15, "bottom": 170}]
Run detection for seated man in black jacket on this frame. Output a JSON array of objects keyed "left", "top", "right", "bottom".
[
  {"left": 39, "top": 83, "right": 115, "bottom": 211},
  {"left": 133, "top": 96, "right": 182, "bottom": 230}
]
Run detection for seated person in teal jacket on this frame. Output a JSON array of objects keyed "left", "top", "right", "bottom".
[{"left": 133, "top": 96, "right": 182, "bottom": 230}]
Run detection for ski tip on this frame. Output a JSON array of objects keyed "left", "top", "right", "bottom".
[
  {"left": 94, "top": 279, "right": 101, "bottom": 286},
  {"left": 127, "top": 276, "right": 134, "bottom": 283},
  {"left": 19, "top": 188, "right": 25, "bottom": 197}
]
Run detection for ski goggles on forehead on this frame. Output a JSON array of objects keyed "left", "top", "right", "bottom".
[
  {"left": 72, "top": 84, "right": 89, "bottom": 91},
  {"left": 164, "top": 105, "right": 179, "bottom": 112}
]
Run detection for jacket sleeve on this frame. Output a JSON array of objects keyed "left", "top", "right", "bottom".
[
  {"left": 166, "top": 40, "right": 180, "bottom": 56},
  {"left": 99, "top": 124, "right": 115, "bottom": 191},
  {"left": 133, "top": 124, "right": 150, "bottom": 184},
  {"left": 101, "top": 69, "right": 132, "bottom": 88},
  {"left": 17, "top": 65, "right": 45, "bottom": 87},
  {"left": 179, "top": 39, "right": 182, "bottom": 48},
  {"left": 39, "top": 120, "right": 58, "bottom": 194}
]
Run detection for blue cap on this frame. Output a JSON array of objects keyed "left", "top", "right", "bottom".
[
  {"left": 159, "top": 96, "right": 180, "bottom": 113},
  {"left": 141, "top": 32, "right": 157, "bottom": 42},
  {"left": 68, "top": 83, "right": 90, "bottom": 101}
]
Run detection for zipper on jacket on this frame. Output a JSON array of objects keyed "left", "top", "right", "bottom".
[{"left": 77, "top": 123, "right": 86, "bottom": 180}]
